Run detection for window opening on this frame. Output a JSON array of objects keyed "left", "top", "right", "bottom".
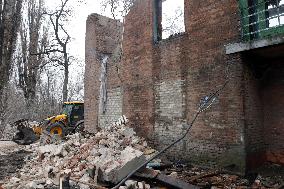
[{"left": 162, "top": 0, "right": 185, "bottom": 39}]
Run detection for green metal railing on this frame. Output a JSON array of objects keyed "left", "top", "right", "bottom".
[{"left": 239, "top": 0, "right": 284, "bottom": 41}]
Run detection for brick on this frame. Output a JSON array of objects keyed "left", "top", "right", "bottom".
[{"left": 85, "top": 0, "right": 284, "bottom": 173}]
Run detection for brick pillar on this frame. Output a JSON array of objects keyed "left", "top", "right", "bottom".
[
  {"left": 122, "top": 0, "right": 156, "bottom": 140},
  {"left": 84, "top": 14, "right": 122, "bottom": 133}
]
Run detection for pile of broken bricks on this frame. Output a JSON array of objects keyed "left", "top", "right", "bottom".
[
  {"left": 2, "top": 122, "right": 155, "bottom": 189},
  {"left": 2, "top": 123, "right": 160, "bottom": 189}
]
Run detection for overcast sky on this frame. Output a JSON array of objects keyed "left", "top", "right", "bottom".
[
  {"left": 43, "top": 0, "right": 182, "bottom": 99},
  {"left": 45, "top": 0, "right": 184, "bottom": 62}
]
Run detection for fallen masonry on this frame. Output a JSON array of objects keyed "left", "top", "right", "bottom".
[
  {"left": 1, "top": 137, "right": 283, "bottom": 188},
  {"left": 1, "top": 120, "right": 282, "bottom": 189},
  {"left": 1, "top": 124, "right": 165, "bottom": 189}
]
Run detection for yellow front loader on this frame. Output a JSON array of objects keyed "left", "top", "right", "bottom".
[{"left": 13, "top": 102, "right": 84, "bottom": 145}]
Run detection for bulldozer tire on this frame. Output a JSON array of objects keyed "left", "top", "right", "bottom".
[
  {"left": 47, "top": 122, "right": 66, "bottom": 137},
  {"left": 75, "top": 121, "right": 84, "bottom": 133}
]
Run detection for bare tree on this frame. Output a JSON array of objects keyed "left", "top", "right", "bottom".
[
  {"left": 48, "top": 0, "right": 71, "bottom": 102},
  {"left": 101, "top": 0, "right": 135, "bottom": 20},
  {"left": 32, "top": 0, "right": 71, "bottom": 102},
  {"left": 162, "top": 6, "right": 184, "bottom": 38},
  {"left": 17, "top": 0, "right": 46, "bottom": 107}
]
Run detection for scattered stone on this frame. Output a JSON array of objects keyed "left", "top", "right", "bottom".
[
  {"left": 125, "top": 179, "right": 138, "bottom": 188},
  {"left": 9, "top": 177, "right": 21, "bottom": 183}
]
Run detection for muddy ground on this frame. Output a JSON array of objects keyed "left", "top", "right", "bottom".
[
  {"left": 0, "top": 141, "right": 29, "bottom": 184},
  {"left": 0, "top": 149, "right": 30, "bottom": 181}
]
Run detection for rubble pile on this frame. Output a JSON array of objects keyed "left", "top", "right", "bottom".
[{"left": 3, "top": 124, "right": 155, "bottom": 189}]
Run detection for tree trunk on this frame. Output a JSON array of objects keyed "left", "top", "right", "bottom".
[
  {"left": 0, "top": 0, "right": 23, "bottom": 120},
  {"left": 62, "top": 51, "right": 68, "bottom": 102},
  {"left": 17, "top": 0, "right": 43, "bottom": 108}
]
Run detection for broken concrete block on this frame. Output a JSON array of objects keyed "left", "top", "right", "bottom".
[
  {"left": 45, "top": 179, "right": 53, "bottom": 185},
  {"left": 27, "top": 181, "right": 42, "bottom": 189},
  {"left": 10, "top": 177, "right": 21, "bottom": 183},
  {"left": 121, "top": 127, "right": 135, "bottom": 138},
  {"left": 36, "top": 184, "right": 44, "bottom": 189},
  {"left": 38, "top": 144, "right": 63, "bottom": 156},
  {"left": 102, "top": 148, "right": 146, "bottom": 184},
  {"left": 137, "top": 182, "right": 150, "bottom": 189},
  {"left": 120, "top": 146, "right": 144, "bottom": 164},
  {"left": 169, "top": 171, "right": 178, "bottom": 178}
]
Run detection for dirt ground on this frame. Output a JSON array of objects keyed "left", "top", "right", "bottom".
[
  {"left": 166, "top": 163, "right": 284, "bottom": 189},
  {"left": 0, "top": 141, "right": 30, "bottom": 183}
]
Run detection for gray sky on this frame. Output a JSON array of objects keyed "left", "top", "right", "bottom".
[{"left": 46, "top": 0, "right": 184, "bottom": 63}]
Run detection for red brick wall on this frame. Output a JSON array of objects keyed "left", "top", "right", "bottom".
[
  {"left": 84, "top": 14, "right": 122, "bottom": 132},
  {"left": 242, "top": 64, "right": 266, "bottom": 170},
  {"left": 240, "top": 55, "right": 284, "bottom": 168},
  {"left": 121, "top": 0, "right": 246, "bottom": 172},
  {"left": 85, "top": 0, "right": 284, "bottom": 173},
  {"left": 122, "top": 0, "right": 156, "bottom": 139}
]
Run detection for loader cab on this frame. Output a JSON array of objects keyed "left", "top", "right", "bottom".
[{"left": 62, "top": 102, "right": 84, "bottom": 126}]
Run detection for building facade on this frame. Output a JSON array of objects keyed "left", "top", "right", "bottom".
[{"left": 85, "top": 0, "right": 284, "bottom": 173}]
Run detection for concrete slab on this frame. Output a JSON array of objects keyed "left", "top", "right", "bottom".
[{"left": 225, "top": 36, "right": 284, "bottom": 54}]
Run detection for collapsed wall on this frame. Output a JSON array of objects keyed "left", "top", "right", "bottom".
[
  {"left": 85, "top": 0, "right": 245, "bottom": 173},
  {"left": 85, "top": 0, "right": 284, "bottom": 173}
]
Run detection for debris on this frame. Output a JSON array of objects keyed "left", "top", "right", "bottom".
[
  {"left": 103, "top": 147, "right": 146, "bottom": 184},
  {"left": 2, "top": 123, "right": 154, "bottom": 188},
  {"left": 156, "top": 173, "right": 199, "bottom": 189},
  {"left": 188, "top": 170, "right": 221, "bottom": 182},
  {"left": 10, "top": 119, "right": 40, "bottom": 145},
  {"left": 125, "top": 180, "right": 137, "bottom": 188},
  {"left": 169, "top": 171, "right": 178, "bottom": 178}
]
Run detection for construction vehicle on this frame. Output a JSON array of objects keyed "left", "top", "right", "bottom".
[{"left": 13, "top": 101, "right": 84, "bottom": 144}]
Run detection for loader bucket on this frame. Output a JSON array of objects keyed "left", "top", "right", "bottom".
[{"left": 12, "top": 119, "right": 39, "bottom": 145}]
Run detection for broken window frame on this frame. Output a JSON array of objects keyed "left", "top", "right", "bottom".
[{"left": 239, "top": 0, "right": 284, "bottom": 40}]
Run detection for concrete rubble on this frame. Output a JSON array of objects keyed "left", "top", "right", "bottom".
[{"left": 2, "top": 124, "right": 156, "bottom": 189}]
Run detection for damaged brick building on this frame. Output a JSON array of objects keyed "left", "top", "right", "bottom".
[{"left": 85, "top": 0, "right": 284, "bottom": 174}]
